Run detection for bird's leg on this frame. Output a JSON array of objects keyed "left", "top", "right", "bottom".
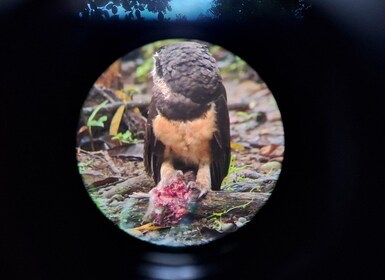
[
  {"left": 159, "top": 160, "right": 182, "bottom": 186},
  {"left": 193, "top": 163, "right": 211, "bottom": 198}
]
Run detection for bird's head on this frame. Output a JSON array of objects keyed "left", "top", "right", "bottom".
[{"left": 152, "top": 41, "right": 223, "bottom": 105}]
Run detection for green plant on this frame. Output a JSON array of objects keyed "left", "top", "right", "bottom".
[
  {"left": 236, "top": 111, "right": 258, "bottom": 120},
  {"left": 229, "top": 56, "right": 246, "bottom": 72},
  {"left": 217, "top": 54, "right": 247, "bottom": 77},
  {"left": 135, "top": 57, "right": 153, "bottom": 83},
  {"left": 87, "top": 100, "right": 109, "bottom": 151},
  {"left": 222, "top": 154, "right": 250, "bottom": 186},
  {"left": 207, "top": 201, "right": 253, "bottom": 231},
  {"left": 78, "top": 159, "right": 93, "bottom": 174},
  {"left": 111, "top": 130, "right": 138, "bottom": 144}
]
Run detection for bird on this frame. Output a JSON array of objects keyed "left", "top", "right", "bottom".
[{"left": 144, "top": 41, "right": 231, "bottom": 197}]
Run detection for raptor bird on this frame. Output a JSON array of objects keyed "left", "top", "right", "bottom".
[{"left": 144, "top": 41, "right": 231, "bottom": 197}]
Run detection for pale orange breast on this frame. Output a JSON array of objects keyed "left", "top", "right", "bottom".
[{"left": 153, "top": 105, "right": 217, "bottom": 165}]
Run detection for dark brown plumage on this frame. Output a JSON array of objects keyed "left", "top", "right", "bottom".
[{"left": 144, "top": 41, "right": 230, "bottom": 196}]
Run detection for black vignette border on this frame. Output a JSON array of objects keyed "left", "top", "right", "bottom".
[{"left": 2, "top": 1, "right": 385, "bottom": 279}]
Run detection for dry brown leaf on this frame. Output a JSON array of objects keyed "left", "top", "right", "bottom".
[
  {"left": 109, "top": 105, "right": 125, "bottom": 136},
  {"left": 270, "top": 145, "right": 284, "bottom": 158},
  {"left": 231, "top": 141, "right": 245, "bottom": 151},
  {"left": 88, "top": 177, "right": 120, "bottom": 189},
  {"left": 114, "top": 90, "right": 132, "bottom": 102},
  {"left": 95, "top": 59, "right": 121, "bottom": 88},
  {"left": 108, "top": 143, "right": 144, "bottom": 159},
  {"left": 77, "top": 125, "right": 88, "bottom": 135},
  {"left": 259, "top": 144, "right": 285, "bottom": 158},
  {"left": 260, "top": 144, "right": 276, "bottom": 156},
  {"left": 132, "top": 222, "right": 170, "bottom": 232}
]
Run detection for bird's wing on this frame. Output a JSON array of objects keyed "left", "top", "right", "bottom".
[
  {"left": 210, "top": 84, "right": 231, "bottom": 190},
  {"left": 144, "top": 93, "right": 165, "bottom": 184}
]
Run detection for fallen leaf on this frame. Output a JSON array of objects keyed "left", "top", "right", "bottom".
[
  {"left": 260, "top": 144, "right": 277, "bottom": 156},
  {"left": 231, "top": 141, "right": 245, "bottom": 151},
  {"left": 114, "top": 89, "right": 132, "bottom": 102},
  {"left": 132, "top": 222, "right": 170, "bottom": 233},
  {"left": 77, "top": 125, "right": 88, "bottom": 135},
  {"left": 259, "top": 144, "right": 284, "bottom": 158},
  {"left": 109, "top": 105, "right": 125, "bottom": 136},
  {"left": 88, "top": 177, "right": 121, "bottom": 189},
  {"left": 95, "top": 59, "right": 121, "bottom": 88},
  {"left": 270, "top": 145, "right": 284, "bottom": 158},
  {"left": 108, "top": 143, "right": 144, "bottom": 159}
]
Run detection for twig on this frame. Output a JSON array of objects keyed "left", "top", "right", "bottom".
[
  {"left": 227, "top": 103, "right": 250, "bottom": 111},
  {"left": 78, "top": 148, "right": 121, "bottom": 175},
  {"left": 82, "top": 101, "right": 149, "bottom": 114},
  {"left": 90, "top": 85, "right": 120, "bottom": 103},
  {"left": 78, "top": 148, "right": 108, "bottom": 161},
  {"left": 94, "top": 87, "right": 117, "bottom": 103},
  {"left": 129, "top": 192, "right": 150, "bottom": 198},
  {"left": 80, "top": 170, "right": 104, "bottom": 176},
  {"left": 101, "top": 150, "right": 121, "bottom": 175},
  {"left": 103, "top": 175, "right": 155, "bottom": 199}
]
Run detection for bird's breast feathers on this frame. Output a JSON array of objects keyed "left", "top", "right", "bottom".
[{"left": 153, "top": 104, "right": 217, "bottom": 165}]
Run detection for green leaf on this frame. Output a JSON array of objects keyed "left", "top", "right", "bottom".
[
  {"left": 236, "top": 111, "right": 250, "bottom": 118},
  {"left": 87, "top": 121, "right": 100, "bottom": 127},
  {"left": 111, "top": 130, "right": 137, "bottom": 144},
  {"left": 98, "top": 115, "right": 107, "bottom": 123},
  {"left": 122, "top": 130, "right": 132, "bottom": 140},
  {"left": 87, "top": 100, "right": 109, "bottom": 127},
  {"left": 88, "top": 115, "right": 107, "bottom": 128}
]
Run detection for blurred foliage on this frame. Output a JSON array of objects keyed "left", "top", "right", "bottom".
[
  {"left": 81, "top": 0, "right": 172, "bottom": 21},
  {"left": 79, "top": 0, "right": 310, "bottom": 21},
  {"left": 135, "top": 58, "right": 153, "bottom": 83},
  {"left": 209, "top": 44, "right": 249, "bottom": 79},
  {"left": 209, "top": 0, "right": 311, "bottom": 21},
  {"left": 220, "top": 56, "right": 247, "bottom": 77}
]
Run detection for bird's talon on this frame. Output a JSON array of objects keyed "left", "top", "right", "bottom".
[
  {"left": 198, "top": 189, "right": 208, "bottom": 199},
  {"left": 186, "top": 181, "right": 194, "bottom": 190},
  {"left": 187, "top": 181, "right": 209, "bottom": 198}
]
